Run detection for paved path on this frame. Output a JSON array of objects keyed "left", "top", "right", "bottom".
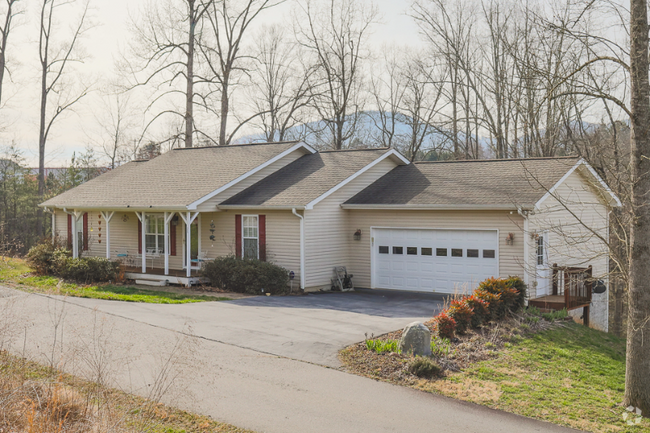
[{"left": 0, "top": 287, "right": 578, "bottom": 433}]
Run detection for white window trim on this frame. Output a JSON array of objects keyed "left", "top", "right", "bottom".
[
  {"left": 242, "top": 214, "right": 260, "bottom": 260},
  {"left": 536, "top": 231, "right": 549, "bottom": 268},
  {"left": 145, "top": 214, "right": 166, "bottom": 254}
]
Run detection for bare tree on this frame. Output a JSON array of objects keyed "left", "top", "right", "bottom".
[
  {"left": 37, "top": 0, "right": 91, "bottom": 236},
  {"left": 89, "top": 91, "right": 138, "bottom": 168},
  {"left": 296, "top": 0, "right": 378, "bottom": 150},
  {"left": 247, "top": 25, "right": 314, "bottom": 142},
  {"left": 201, "top": 0, "right": 281, "bottom": 146},
  {"left": 625, "top": 0, "right": 650, "bottom": 416},
  {"left": 125, "top": 0, "right": 212, "bottom": 149},
  {"left": 0, "top": 0, "right": 19, "bottom": 107}
]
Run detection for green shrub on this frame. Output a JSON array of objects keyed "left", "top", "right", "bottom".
[
  {"left": 366, "top": 338, "right": 400, "bottom": 354},
  {"left": 26, "top": 241, "right": 69, "bottom": 275},
  {"left": 474, "top": 288, "right": 502, "bottom": 320},
  {"left": 26, "top": 242, "right": 119, "bottom": 283},
  {"left": 433, "top": 312, "right": 456, "bottom": 340},
  {"left": 448, "top": 298, "right": 474, "bottom": 334},
  {"left": 201, "top": 255, "right": 290, "bottom": 295},
  {"left": 408, "top": 357, "right": 441, "bottom": 379},
  {"left": 465, "top": 295, "right": 489, "bottom": 328},
  {"left": 505, "top": 276, "right": 527, "bottom": 311}
]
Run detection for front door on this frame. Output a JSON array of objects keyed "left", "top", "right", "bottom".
[{"left": 536, "top": 232, "right": 551, "bottom": 296}]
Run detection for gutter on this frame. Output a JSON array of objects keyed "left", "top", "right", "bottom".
[
  {"left": 341, "top": 204, "right": 534, "bottom": 211},
  {"left": 292, "top": 208, "right": 306, "bottom": 290},
  {"left": 218, "top": 205, "right": 306, "bottom": 211},
  {"left": 40, "top": 205, "right": 189, "bottom": 211}
]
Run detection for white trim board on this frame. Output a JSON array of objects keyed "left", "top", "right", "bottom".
[
  {"left": 305, "top": 149, "right": 408, "bottom": 210},
  {"left": 187, "top": 142, "right": 316, "bottom": 210},
  {"left": 534, "top": 159, "right": 621, "bottom": 209}
]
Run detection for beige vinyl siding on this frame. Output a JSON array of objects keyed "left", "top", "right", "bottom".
[
  {"left": 53, "top": 210, "right": 68, "bottom": 241},
  {"left": 195, "top": 149, "right": 306, "bottom": 211},
  {"left": 198, "top": 210, "right": 301, "bottom": 280},
  {"left": 347, "top": 210, "right": 525, "bottom": 290},
  {"left": 527, "top": 169, "right": 610, "bottom": 331},
  {"left": 303, "top": 158, "right": 398, "bottom": 290}
]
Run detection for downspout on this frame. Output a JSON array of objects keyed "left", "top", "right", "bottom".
[
  {"left": 292, "top": 208, "right": 305, "bottom": 290},
  {"left": 518, "top": 207, "right": 530, "bottom": 302}
]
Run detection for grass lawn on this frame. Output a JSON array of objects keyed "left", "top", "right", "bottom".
[
  {"left": 0, "top": 257, "right": 230, "bottom": 304},
  {"left": 341, "top": 318, "right": 649, "bottom": 433},
  {"left": 0, "top": 350, "right": 252, "bottom": 433}
]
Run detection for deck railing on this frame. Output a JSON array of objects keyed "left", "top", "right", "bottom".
[{"left": 552, "top": 264, "right": 593, "bottom": 310}]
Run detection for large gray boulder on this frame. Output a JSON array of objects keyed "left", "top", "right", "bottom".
[{"left": 399, "top": 322, "right": 432, "bottom": 356}]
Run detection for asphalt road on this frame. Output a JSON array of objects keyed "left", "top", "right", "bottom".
[{"left": 0, "top": 287, "right": 579, "bottom": 433}]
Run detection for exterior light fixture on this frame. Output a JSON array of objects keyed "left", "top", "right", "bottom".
[
  {"left": 354, "top": 229, "right": 362, "bottom": 241},
  {"left": 506, "top": 233, "right": 514, "bottom": 245}
]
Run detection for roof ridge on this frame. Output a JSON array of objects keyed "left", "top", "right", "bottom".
[
  {"left": 413, "top": 155, "right": 579, "bottom": 164},
  {"left": 172, "top": 140, "right": 300, "bottom": 151},
  {"left": 319, "top": 147, "right": 389, "bottom": 153}
]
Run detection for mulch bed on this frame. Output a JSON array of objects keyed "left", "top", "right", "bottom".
[{"left": 339, "top": 312, "right": 569, "bottom": 385}]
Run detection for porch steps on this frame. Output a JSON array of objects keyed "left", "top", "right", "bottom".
[{"left": 135, "top": 279, "right": 168, "bottom": 287}]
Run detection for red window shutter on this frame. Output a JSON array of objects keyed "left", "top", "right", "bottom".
[
  {"left": 67, "top": 214, "right": 72, "bottom": 249},
  {"left": 138, "top": 220, "right": 142, "bottom": 254},
  {"left": 82, "top": 213, "right": 89, "bottom": 251},
  {"left": 259, "top": 215, "right": 266, "bottom": 262},
  {"left": 235, "top": 214, "right": 242, "bottom": 257},
  {"left": 170, "top": 220, "right": 177, "bottom": 256}
]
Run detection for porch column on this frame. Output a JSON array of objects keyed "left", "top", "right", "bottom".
[
  {"left": 180, "top": 211, "right": 199, "bottom": 278},
  {"left": 136, "top": 212, "right": 146, "bottom": 273},
  {"left": 70, "top": 210, "right": 83, "bottom": 259},
  {"left": 51, "top": 211, "right": 55, "bottom": 242},
  {"left": 164, "top": 212, "right": 175, "bottom": 276},
  {"left": 100, "top": 211, "right": 115, "bottom": 259}
]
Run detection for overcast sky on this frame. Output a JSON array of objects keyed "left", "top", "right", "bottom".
[{"left": 1, "top": 0, "right": 423, "bottom": 166}]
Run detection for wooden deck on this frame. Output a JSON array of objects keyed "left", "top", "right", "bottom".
[{"left": 528, "top": 295, "right": 590, "bottom": 311}]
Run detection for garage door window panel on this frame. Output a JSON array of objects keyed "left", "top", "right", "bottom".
[
  {"left": 421, "top": 248, "right": 432, "bottom": 256},
  {"left": 451, "top": 248, "right": 463, "bottom": 257},
  {"left": 407, "top": 247, "right": 417, "bottom": 255},
  {"left": 393, "top": 246, "right": 403, "bottom": 254},
  {"left": 436, "top": 248, "right": 447, "bottom": 257},
  {"left": 379, "top": 246, "right": 389, "bottom": 254},
  {"left": 483, "top": 249, "right": 496, "bottom": 258},
  {"left": 467, "top": 249, "right": 479, "bottom": 258}
]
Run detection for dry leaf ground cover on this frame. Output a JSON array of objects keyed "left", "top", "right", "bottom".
[
  {"left": 340, "top": 311, "right": 649, "bottom": 433},
  {"left": 0, "top": 350, "right": 251, "bottom": 433}
]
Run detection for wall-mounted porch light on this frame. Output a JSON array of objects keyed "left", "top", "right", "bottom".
[
  {"left": 505, "top": 232, "right": 514, "bottom": 245},
  {"left": 354, "top": 229, "right": 362, "bottom": 241}
]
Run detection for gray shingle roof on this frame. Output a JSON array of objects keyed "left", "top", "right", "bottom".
[
  {"left": 41, "top": 141, "right": 302, "bottom": 209},
  {"left": 343, "top": 157, "right": 581, "bottom": 208},
  {"left": 220, "top": 148, "right": 393, "bottom": 207}
]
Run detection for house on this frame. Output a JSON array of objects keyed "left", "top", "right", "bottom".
[{"left": 40, "top": 141, "right": 619, "bottom": 330}]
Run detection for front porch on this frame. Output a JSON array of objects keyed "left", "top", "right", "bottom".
[{"left": 528, "top": 265, "right": 593, "bottom": 326}]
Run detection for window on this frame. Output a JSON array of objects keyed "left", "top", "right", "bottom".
[
  {"left": 392, "top": 246, "right": 403, "bottom": 254},
  {"left": 436, "top": 248, "right": 447, "bottom": 257},
  {"left": 483, "top": 249, "right": 496, "bottom": 258},
  {"left": 537, "top": 235, "right": 545, "bottom": 266},
  {"left": 145, "top": 214, "right": 165, "bottom": 254},
  {"left": 421, "top": 247, "right": 432, "bottom": 256},
  {"left": 407, "top": 247, "right": 418, "bottom": 255},
  {"left": 243, "top": 215, "right": 259, "bottom": 259},
  {"left": 379, "top": 246, "right": 389, "bottom": 254},
  {"left": 451, "top": 248, "right": 463, "bottom": 257},
  {"left": 467, "top": 249, "right": 479, "bottom": 258}
]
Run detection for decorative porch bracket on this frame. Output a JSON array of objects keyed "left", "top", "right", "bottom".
[
  {"left": 135, "top": 212, "right": 146, "bottom": 273},
  {"left": 179, "top": 211, "right": 199, "bottom": 278},
  {"left": 163, "top": 212, "right": 176, "bottom": 276},
  {"left": 100, "top": 211, "right": 115, "bottom": 259}
]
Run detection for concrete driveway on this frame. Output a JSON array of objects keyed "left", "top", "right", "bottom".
[{"left": 56, "top": 288, "right": 445, "bottom": 367}]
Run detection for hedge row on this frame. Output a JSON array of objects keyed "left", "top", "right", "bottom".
[
  {"left": 201, "top": 255, "right": 290, "bottom": 295},
  {"left": 26, "top": 242, "right": 120, "bottom": 284},
  {"left": 433, "top": 276, "right": 527, "bottom": 339}
]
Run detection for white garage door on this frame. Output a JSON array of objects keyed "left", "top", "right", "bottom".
[{"left": 372, "top": 228, "right": 499, "bottom": 294}]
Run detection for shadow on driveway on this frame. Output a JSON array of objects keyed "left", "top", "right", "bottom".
[{"left": 224, "top": 288, "right": 446, "bottom": 319}]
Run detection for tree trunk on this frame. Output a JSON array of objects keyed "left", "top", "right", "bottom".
[
  {"left": 219, "top": 79, "right": 229, "bottom": 146},
  {"left": 37, "top": 46, "right": 48, "bottom": 238},
  {"left": 625, "top": 0, "right": 650, "bottom": 416},
  {"left": 184, "top": 0, "right": 195, "bottom": 148}
]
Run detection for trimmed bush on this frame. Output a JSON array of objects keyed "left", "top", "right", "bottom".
[
  {"left": 408, "top": 357, "right": 441, "bottom": 379},
  {"left": 201, "top": 255, "right": 290, "bottom": 295},
  {"left": 505, "top": 276, "right": 527, "bottom": 311},
  {"left": 448, "top": 298, "right": 474, "bottom": 334},
  {"left": 466, "top": 295, "right": 489, "bottom": 328},
  {"left": 26, "top": 241, "right": 120, "bottom": 283},
  {"left": 474, "top": 288, "right": 503, "bottom": 320},
  {"left": 433, "top": 312, "right": 456, "bottom": 340}
]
